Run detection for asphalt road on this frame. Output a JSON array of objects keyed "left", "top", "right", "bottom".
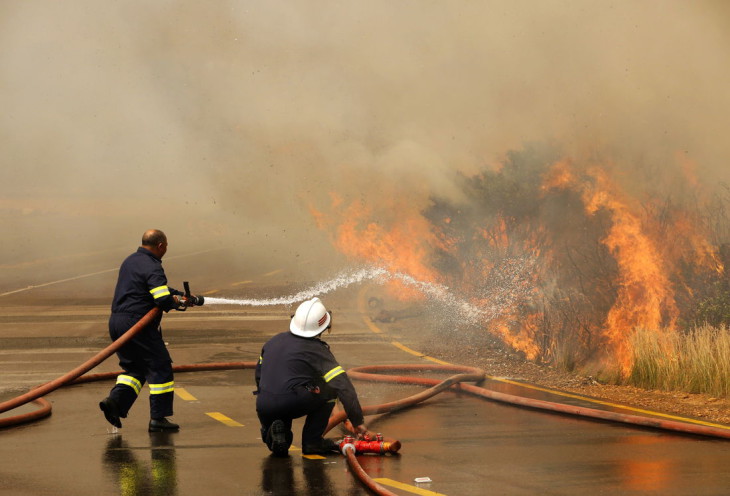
[{"left": 3, "top": 247, "right": 730, "bottom": 495}]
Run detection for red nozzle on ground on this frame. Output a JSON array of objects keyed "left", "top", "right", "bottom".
[{"left": 339, "top": 434, "right": 401, "bottom": 455}]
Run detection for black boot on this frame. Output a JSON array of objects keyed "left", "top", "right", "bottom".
[
  {"left": 99, "top": 397, "right": 122, "bottom": 428},
  {"left": 266, "top": 420, "right": 290, "bottom": 457},
  {"left": 302, "top": 438, "right": 340, "bottom": 455},
  {"left": 149, "top": 417, "right": 180, "bottom": 432}
]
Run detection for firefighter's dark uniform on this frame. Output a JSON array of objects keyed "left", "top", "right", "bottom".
[
  {"left": 106, "top": 247, "right": 183, "bottom": 419},
  {"left": 255, "top": 331, "right": 365, "bottom": 450}
]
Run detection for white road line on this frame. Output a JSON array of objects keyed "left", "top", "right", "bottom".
[
  {"left": 0, "top": 360, "right": 86, "bottom": 364},
  {"left": 0, "top": 248, "right": 221, "bottom": 297},
  {"left": 0, "top": 247, "right": 128, "bottom": 270},
  {"left": 0, "top": 349, "right": 103, "bottom": 355}
]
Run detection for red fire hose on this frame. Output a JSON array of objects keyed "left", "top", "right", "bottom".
[
  {"left": 5, "top": 315, "right": 730, "bottom": 495},
  {"left": 325, "top": 366, "right": 486, "bottom": 434},
  {"left": 0, "top": 306, "right": 257, "bottom": 428},
  {"left": 341, "top": 364, "right": 730, "bottom": 440},
  {"left": 343, "top": 447, "right": 399, "bottom": 496},
  {"left": 0, "top": 308, "right": 161, "bottom": 426},
  {"left": 326, "top": 369, "right": 485, "bottom": 496}
]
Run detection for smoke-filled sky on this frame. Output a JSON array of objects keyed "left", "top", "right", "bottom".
[{"left": 2, "top": 1, "right": 730, "bottom": 268}]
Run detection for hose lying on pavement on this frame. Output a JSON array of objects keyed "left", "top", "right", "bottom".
[
  {"left": 0, "top": 307, "right": 161, "bottom": 427},
  {"left": 341, "top": 364, "right": 730, "bottom": 440},
  {"left": 5, "top": 315, "right": 730, "bottom": 494},
  {"left": 0, "top": 307, "right": 258, "bottom": 428},
  {"left": 342, "top": 447, "right": 399, "bottom": 496},
  {"left": 325, "top": 365, "right": 486, "bottom": 435},
  {"left": 325, "top": 366, "right": 487, "bottom": 496}
]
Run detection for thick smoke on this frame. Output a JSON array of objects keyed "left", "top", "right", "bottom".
[{"left": 2, "top": 1, "right": 730, "bottom": 276}]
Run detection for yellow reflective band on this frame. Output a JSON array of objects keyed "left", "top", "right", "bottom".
[
  {"left": 149, "top": 381, "right": 174, "bottom": 395},
  {"left": 149, "top": 285, "right": 171, "bottom": 299},
  {"left": 116, "top": 374, "right": 142, "bottom": 395},
  {"left": 323, "top": 366, "right": 345, "bottom": 383},
  {"left": 258, "top": 355, "right": 263, "bottom": 364}
]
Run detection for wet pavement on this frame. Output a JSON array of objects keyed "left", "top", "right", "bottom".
[{"left": 4, "top": 249, "right": 730, "bottom": 495}]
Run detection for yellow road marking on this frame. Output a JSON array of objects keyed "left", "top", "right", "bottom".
[
  {"left": 360, "top": 314, "right": 383, "bottom": 334},
  {"left": 358, "top": 294, "right": 383, "bottom": 333},
  {"left": 374, "top": 478, "right": 446, "bottom": 496},
  {"left": 490, "top": 377, "right": 730, "bottom": 430},
  {"left": 201, "top": 289, "right": 220, "bottom": 295},
  {"left": 206, "top": 412, "right": 244, "bottom": 427},
  {"left": 175, "top": 388, "right": 197, "bottom": 401},
  {"left": 358, "top": 286, "right": 730, "bottom": 432},
  {"left": 232, "top": 280, "right": 253, "bottom": 286},
  {"left": 302, "top": 454, "right": 326, "bottom": 460},
  {"left": 263, "top": 269, "right": 283, "bottom": 277},
  {"left": 390, "top": 341, "right": 450, "bottom": 365}
]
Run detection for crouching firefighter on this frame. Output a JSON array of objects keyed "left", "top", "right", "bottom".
[
  {"left": 255, "top": 297, "right": 369, "bottom": 457},
  {"left": 99, "top": 229, "right": 202, "bottom": 433}
]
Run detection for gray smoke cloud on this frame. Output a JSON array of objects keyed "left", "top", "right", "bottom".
[{"left": 2, "top": 1, "right": 730, "bottom": 272}]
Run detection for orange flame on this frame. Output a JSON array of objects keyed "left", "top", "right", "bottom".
[
  {"left": 493, "top": 312, "right": 542, "bottom": 361},
  {"left": 314, "top": 152, "right": 723, "bottom": 377},
  {"left": 311, "top": 194, "right": 444, "bottom": 298},
  {"left": 545, "top": 162, "right": 678, "bottom": 375}
]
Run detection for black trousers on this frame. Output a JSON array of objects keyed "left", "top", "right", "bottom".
[
  {"left": 256, "top": 388, "right": 336, "bottom": 447},
  {"left": 107, "top": 313, "right": 174, "bottom": 419}
]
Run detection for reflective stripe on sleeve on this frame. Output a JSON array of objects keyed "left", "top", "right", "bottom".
[
  {"left": 149, "top": 285, "right": 171, "bottom": 299},
  {"left": 116, "top": 375, "right": 142, "bottom": 395},
  {"left": 258, "top": 355, "right": 263, "bottom": 364},
  {"left": 149, "top": 381, "right": 175, "bottom": 395},
  {"left": 323, "top": 366, "right": 345, "bottom": 383}
]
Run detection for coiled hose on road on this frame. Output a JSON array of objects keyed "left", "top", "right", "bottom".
[{"left": 4, "top": 308, "right": 730, "bottom": 495}]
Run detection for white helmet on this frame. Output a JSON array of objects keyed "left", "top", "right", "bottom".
[{"left": 290, "top": 297, "right": 331, "bottom": 338}]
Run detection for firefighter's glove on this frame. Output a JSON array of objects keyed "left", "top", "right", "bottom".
[
  {"left": 354, "top": 424, "right": 370, "bottom": 440},
  {"left": 173, "top": 295, "right": 188, "bottom": 311}
]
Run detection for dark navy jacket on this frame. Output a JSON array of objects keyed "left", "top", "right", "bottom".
[
  {"left": 111, "top": 247, "right": 182, "bottom": 318},
  {"left": 256, "top": 331, "right": 365, "bottom": 427}
]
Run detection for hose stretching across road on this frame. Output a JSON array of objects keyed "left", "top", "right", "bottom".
[
  {"left": 4, "top": 310, "right": 730, "bottom": 494},
  {"left": 0, "top": 308, "right": 162, "bottom": 427},
  {"left": 0, "top": 308, "right": 257, "bottom": 427}
]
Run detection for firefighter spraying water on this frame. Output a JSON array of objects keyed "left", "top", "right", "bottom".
[{"left": 99, "top": 229, "right": 204, "bottom": 433}]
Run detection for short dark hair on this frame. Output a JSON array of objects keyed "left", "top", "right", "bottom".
[{"left": 142, "top": 229, "right": 167, "bottom": 247}]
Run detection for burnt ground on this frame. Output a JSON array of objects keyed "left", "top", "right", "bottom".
[{"left": 419, "top": 331, "right": 730, "bottom": 427}]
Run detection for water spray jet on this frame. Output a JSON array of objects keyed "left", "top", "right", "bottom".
[{"left": 203, "top": 264, "right": 536, "bottom": 329}]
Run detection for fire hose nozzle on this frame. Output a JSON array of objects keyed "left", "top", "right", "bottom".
[
  {"left": 185, "top": 294, "right": 205, "bottom": 306},
  {"left": 179, "top": 281, "right": 204, "bottom": 309}
]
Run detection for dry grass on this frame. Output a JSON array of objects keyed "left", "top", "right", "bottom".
[{"left": 629, "top": 324, "right": 730, "bottom": 397}]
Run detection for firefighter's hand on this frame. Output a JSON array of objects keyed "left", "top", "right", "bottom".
[
  {"left": 172, "top": 295, "right": 187, "bottom": 311},
  {"left": 354, "top": 424, "right": 369, "bottom": 440}
]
